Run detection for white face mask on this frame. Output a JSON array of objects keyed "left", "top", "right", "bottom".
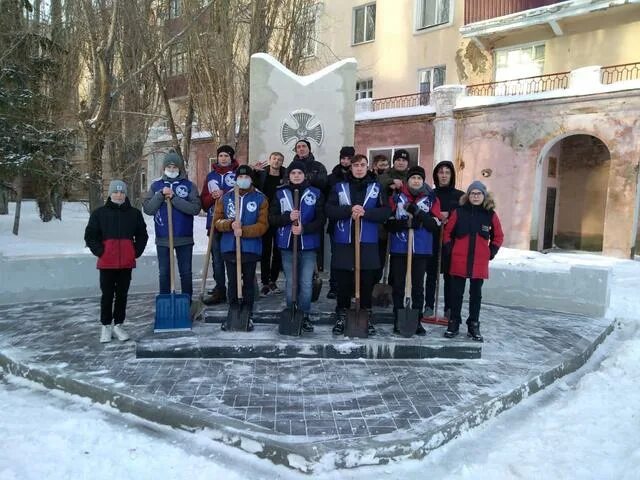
[
  {"left": 236, "top": 178, "right": 251, "bottom": 189},
  {"left": 164, "top": 169, "right": 179, "bottom": 179}
]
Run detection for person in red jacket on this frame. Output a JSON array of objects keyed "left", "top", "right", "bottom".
[
  {"left": 85, "top": 180, "right": 149, "bottom": 343},
  {"left": 443, "top": 181, "right": 503, "bottom": 342}
]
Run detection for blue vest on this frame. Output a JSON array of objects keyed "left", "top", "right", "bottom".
[
  {"left": 390, "top": 191, "right": 436, "bottom": 255},
  {"left": 333, "top": 181, "right": 381, "bottom": 244},
  {"left": 275, "top": 185, "right": 321, "bottom": 251},
  {"left": 205, "top": 169, "right": 236, "bottom": 229},
  {"left": 219, "top": 189, "right": 265, "bottom": 256},
  {"left": 151, "top": 178, "right": 195, "bottom": 239}
]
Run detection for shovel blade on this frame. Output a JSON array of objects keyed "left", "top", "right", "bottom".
[
  {"left": 154, "top": 292, "right": 192, "bottom": 332},
  {"left": 225, "top": 303, "right": 252, "bottom": 331},
  {"left": 371, "top": 284, "right": 393, "bottom": 307},
  {"left": 278, "top": 305, "right": 304, "bottom": 336},
  {"left": 397, "top": 308, "right": 421, "bottom": 338},
  {"left": 345, "top": 309, "right": 368, "bottom": 338},
  {"left": 190, "top": 297, "right": 205, "bottom": 322},
  {"left": 422, "top": 315, "right": 449, "bottom": 326}
]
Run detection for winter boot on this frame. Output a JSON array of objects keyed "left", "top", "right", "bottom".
[
  {"left": 443, "top": 319, "right": 460, "bottom": 338},
  {"left": 332, "top": 308, "right": 346, "bottom": 335},
  {"left": 326, "top": 289, "right": 337, "bottom": 300},
  {"left": 367, "top": 310, "right": 376, "bottom": 336},
  {"left": 302, "top": 315, "right": 314, "bottom": 333},
  {"left": 467, "top": 321, "right": 483, "bottom": 342},
  {"left": 100, "top": 325, "right": 112, "bottom": 343},
  {"left": 392, "top": 309, "right": 400, "bottom": 334},
  {"left": 112, "top": 324, "right": 130, "bottom": 342},
  {"left": 203, "top": 287, "right": 226, "bottom": 305},
  {"left": 415, "top": 315, "right": 426, "bottom": 336}
]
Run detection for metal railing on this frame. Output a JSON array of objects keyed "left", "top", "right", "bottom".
[
  {"left": 370, "top": 91, "right": 431, "bottom": 111},
  {"left": 601, "top": 62, "right": 640, "bottom": 84},
  {"left": 466, "top": 71, "right": 569, "bottom": 96}
]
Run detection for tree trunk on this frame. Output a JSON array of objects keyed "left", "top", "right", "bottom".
[
  {"left": 0, "top": 183, "right": 9, "bottom": 215},
  {"left": 86, "top": 131, "right": 105, "bottom": 212},
  {"left": 12, "top": 174, "right": 23, "bottom": 236}
]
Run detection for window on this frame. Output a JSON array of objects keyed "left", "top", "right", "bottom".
[
  {"left": 353, "top": 3, "right": 376, "bottom": 45},
  {"left": 495, "top": 43, "right": 545, "bottom": 82},
  {"left": 418, "top": 66, "right": 445, "bottom": 104},
  {"left": 368, "top": 146, "right": 420, "bottom": 167},
  {"left": 416, "top": 0, "right": 451, "bottom": 30},
  {"left": 169, "top": 0, "right": 182, "bottom": 19},
  {"left": 168, "top": 43, "right": 186, "bottom": 76},
  {"left": 301, "top": 2, "right": 321, "bottom": 58},
  {"left": 355, "top": 79, "right": 373, "bottom": 100}
]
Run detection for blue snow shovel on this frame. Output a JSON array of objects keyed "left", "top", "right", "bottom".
[{"left": 154, "top": 198, "right": 191, "bottom": 332}]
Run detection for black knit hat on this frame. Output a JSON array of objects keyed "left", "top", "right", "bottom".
[
  {"left": 339, "top": 146, "right": 355, "bottom": 158},
  {"left": 407, "top": 165, "right": 426, "bottom": 181},
  {"left": 295, "top": 139, "right": 312, "bottom": 151},
  {"left": 393, "top": 149, "right": 410, "bottom": 162},
  {"left": 286, "top": 160, "right": 306, "bottom": 177},
  {"left": 217, "top": 145, "right": 235, "bottom": 158},
  {"left": 236, "top": 164, "right": 253, "bottom": 178}
]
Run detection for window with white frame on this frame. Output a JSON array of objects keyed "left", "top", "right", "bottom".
[
  {"left": 495, "top": 43, "right": 545, "bottom": 82},
  {"left": 168, "top": 43, "right": 186, "bottom": 76},
  {"left": 355, "top": 79, "right": 373, "bottom": 100},
  {"left": 169, "top": 0, "right": 182, "bottom": 19},
  {"left": 416, "top": 0, "right": 451, "bottom": 30},
  {"left": 353, "top": 3, "right": 376, "bottom": 45},
  {"left": 418, "top": 66, "right": 445, "bottom": 104}
]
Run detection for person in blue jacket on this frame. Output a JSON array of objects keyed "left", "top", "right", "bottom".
[
  {"left": 213, "top": 164, "right": 269, "bottom": 330},
  {"left": 387, "top": 166, "right": 441, "bottom": 335},
  {"left": 142, "top": 151, "right": 201, "bottom": 301},
  {"left": 269, "top": 160, "right": 325, "bottom": 333},
  {"left": 325, "top": 154, "right": 391, "bottom": 335}
]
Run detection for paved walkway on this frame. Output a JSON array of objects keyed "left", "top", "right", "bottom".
[{"left": 0, "top": 283, "right": 613, "bottom": 472}]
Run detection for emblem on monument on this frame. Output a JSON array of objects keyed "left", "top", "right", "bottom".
[{"left": 280, "top": 110, "right": 324, "bottom": 148}]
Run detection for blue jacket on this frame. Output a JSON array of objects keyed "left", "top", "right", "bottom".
[
  {"left": 332, "top": 180, "right": 382, "bottom": 244},
  {"left": 272, "top": 184, "right": 324, "bottom": 251},
  {"left": 388, "top": 189, "right": 438, "bottom": 255},
  {"left": 218, "top": 188, "right": 267, "bottom": 256},
  {"left": 149, "top": 178, "right": 196, "bottom": 239}
]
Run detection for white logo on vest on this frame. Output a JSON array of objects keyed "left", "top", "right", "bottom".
[
  {"left": 175, "top": 185, "right": 189, "bottom": 198},
  {"left": 369, "top": 184, "right": 379, "bottom": 199},
  {"left": 246, "top": 201, "right": 257, "bottom": 212},
  {"left": 303, "top": 193, "right": 316, "bottom": 206},
  {"left": 227, "top": 202, "right": 236, "bottom": 219},
  {"left": 225, "top": 174, "right": 236, "bottom": 187}
]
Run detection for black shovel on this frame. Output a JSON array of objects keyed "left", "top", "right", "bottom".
[
  {"left": 225, "top": 184, "right": 251, "bottom": 331},
  {"left": 345, "top": 217, "right": 368, "bottom": 338},
  {"left": 279, "top": 190, "right": 305, "bottom": 335},
  {"left": 397, "top": 219, "right": 421, "bottom": 337}
]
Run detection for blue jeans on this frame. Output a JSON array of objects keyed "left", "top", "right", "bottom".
[
  {"left": 211, "top": 232, "right": 226, "bottom": 292},
  {"left": 281, "top": 249, "right": 316, "bottom": 314},
  {"left": 157, "top": 245, "right": 193, "bottom": 298}
]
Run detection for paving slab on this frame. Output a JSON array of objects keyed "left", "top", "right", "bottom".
[{"left": 0, "top": 284, "right": 614, "bottom": 473}]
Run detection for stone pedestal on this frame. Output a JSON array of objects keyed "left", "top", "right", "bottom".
[{"left": 432, "top": 85, "right": 466, "bottom": 170}]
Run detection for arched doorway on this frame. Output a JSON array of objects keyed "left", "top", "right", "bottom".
[{"left": 533, "top": 134, "right": 611, "bottom": 252}]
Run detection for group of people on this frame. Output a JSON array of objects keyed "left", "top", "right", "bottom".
[{"left": 85, "top": 138, "right": 503, "bottom": 343}]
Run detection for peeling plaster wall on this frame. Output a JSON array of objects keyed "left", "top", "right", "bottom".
[{"left": 456, "top": 91, "right": 640, "bottom": 257}]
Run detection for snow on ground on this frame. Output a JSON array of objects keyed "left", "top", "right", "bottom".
[{"left": 1, "top": 201, "right": 640, "bottom": 479}]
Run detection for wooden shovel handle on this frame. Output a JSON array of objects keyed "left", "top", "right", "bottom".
[
  {"left": 200, "top": 214, "right": 217, "bottom": 296},
  {"left": 234, "top": 184, "right": 242, "bottom": 301},
  {"left": 354, "top": 216, "right": 361, "bottom": 305},
  {"left": 167, "top": 198, "right": 176, "bottom": 293}
]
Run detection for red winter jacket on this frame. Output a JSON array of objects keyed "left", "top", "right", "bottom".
[
  {"left": 84, "top": 198, "right": 149, "bottom": 269},
  {"left": 443, "top": 194, "right": 503, "bottom": 279}
]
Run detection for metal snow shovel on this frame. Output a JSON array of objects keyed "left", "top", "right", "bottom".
[
  {"left": 345, "top": 217, "right": 369, "bottom": 338},
  {"left": 190, "top": 214, "right": 216, "bottom": 321},
  {"left": 225, "top": 185, "right": 252, "bottom": 331},
  {"left": 279, "top": 190, "right": 305, "bottom": 335},
  {"left": 423, "top": 226, "right": 449, "bottom": 326},
  {"left": 154, "top": 198, "right": 192, "bottom": 332},
  {"left": 397, "top": 219, "right": 421, "bottom": 338},
  {"left": 372, "top": 234, "right": 392, "bottom": 307}
]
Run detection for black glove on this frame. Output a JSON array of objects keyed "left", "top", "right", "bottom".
[
  {"left": 420, "top": 213, "right": 439, "bottom": 233},
  {"left": 411, "top": 214, "right": 423, "bottom": 229},
  {"left": 489, "top": 244, "right": 499, "bottom": 260},
  {"left": 404, "top": 203, "right": 418, "bottom": 216}
]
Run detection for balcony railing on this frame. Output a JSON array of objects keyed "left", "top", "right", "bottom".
[
  {"left": 464, "top": 0, "right": 562, "bottom": 25},
  {"left": 601, "top": 62, "right": 640, "bottom": 85},
  {"left": 370, "top": 91, "right": 431, "bottom": 111},
  {"left": 467, "top": 71, "right": 569, "bottom": 96}
]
